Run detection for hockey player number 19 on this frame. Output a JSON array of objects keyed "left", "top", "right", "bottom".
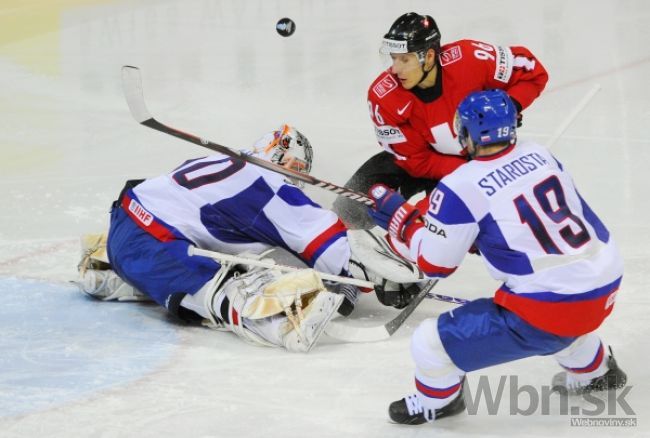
[{"left": 514, "top": 176, "right": 591, "bottom": 254}]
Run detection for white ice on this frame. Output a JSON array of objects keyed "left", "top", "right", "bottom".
[{"left": 1, "top": 1, "right": 648, "bottom": 437}]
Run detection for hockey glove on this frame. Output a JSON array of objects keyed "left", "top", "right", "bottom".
[
  {"left": 368, "top": 184, "right": 422, "bottom": 245},
  {"left": 375, "top": 281, "right": 422, "bottom": 309}
]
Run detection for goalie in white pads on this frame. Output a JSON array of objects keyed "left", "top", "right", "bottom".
[
  {"left": 367, "top": 90, "right": 627, "bottom": 424},
  {"left": 77, "top": 124, "right": 421, "bottom": 352}
]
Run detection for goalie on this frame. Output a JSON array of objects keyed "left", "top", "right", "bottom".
[{"left": 78, "top": 124, "right": 424, "bottom": 352}]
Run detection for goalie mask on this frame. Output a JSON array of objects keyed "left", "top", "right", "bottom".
[{"left": 252, "top": 124, "right": 313, "bottom": 186}]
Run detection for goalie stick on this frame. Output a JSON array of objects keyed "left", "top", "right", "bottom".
[
  {"left": 188, "top": 246, "right": 375, "bottom": 289},
  {"left": 189, "top": 246, "right": 470, "bottom": 304},
  {"left": 121, "top": 65, "right": 374, "bottom": 206},
  {"left": 324, "top": 279, "right": 438, "bottom": 343}
]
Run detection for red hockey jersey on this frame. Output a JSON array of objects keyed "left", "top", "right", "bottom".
[{"left": 368, "top": 39, "right": 548, "bottom": 179}]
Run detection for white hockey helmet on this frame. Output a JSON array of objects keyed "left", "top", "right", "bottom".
[{"left": 252, "top": 124, "right": 313, "bottom": 184}]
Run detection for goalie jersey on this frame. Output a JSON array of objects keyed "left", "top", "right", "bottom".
[
  {"left": 119, "top": 153, "right": 349, "bottom": 276},
  {"left": 400, "top": 141, "right": 623, "bottom": 337}
]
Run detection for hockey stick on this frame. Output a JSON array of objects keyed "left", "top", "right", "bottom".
[
  {"left": 191, "top": 243, "right": 469, "bottom": 304},
  {"left": 324, "top": 279, "right": 438, "bottom": 343},
  {"left": 188, "top": 246, "right": 375, "bottom": 289},
  {"left": 122, "top": 66, "right": 473, "bottom": 310},
  {"left": 426, "top": 293, "right": 469, "bottom": 305},
  {"left": 121, "top": 65, "right": 374, "bottom": 206},
  {"left": 547, "top": 84, "right": 601, "bottom": 149}
]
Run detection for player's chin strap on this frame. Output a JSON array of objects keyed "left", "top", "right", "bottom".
[{"left": 415, "top": 54, "right": 437, "bottom": 86}]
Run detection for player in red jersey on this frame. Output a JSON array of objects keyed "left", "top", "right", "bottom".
[{"left": 333, "top": 12, "right": 549, "bottom": 229}]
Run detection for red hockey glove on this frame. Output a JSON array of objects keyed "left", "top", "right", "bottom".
[{"left": 368, "top": 184, "right": 423, "bottom": 245}]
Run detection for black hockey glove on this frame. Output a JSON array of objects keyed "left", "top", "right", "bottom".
[{"left": 375, "top": 282, "right": 422, "bottom": 309}]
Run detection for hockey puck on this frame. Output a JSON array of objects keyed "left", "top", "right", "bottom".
[{"left": 276, "top": 17, "right": 296, "bottom": 37}]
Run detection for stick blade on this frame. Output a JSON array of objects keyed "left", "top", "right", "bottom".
[
  {"left": 324, "top": 280, "right": 438, "bottom": 343},
  {"left": 121, "top": 65, "right": 152, "bottom": 123}
]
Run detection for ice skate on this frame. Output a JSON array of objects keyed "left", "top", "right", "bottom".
[
  {"left": 552, "top": 347, "right": 627, "bottom": 395},
  {"left": 388, "top": 379, "right": 466, "bottom": 425}
]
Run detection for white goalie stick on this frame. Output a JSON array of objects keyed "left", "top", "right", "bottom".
[
  {"left": 324, "top": 279, "right": 439, "bottom": 343},
  {"left": 120, "top": 65, "right": 374, "bottom": 206},
  {"left": 188, "top": 246, "right": 375, "bottom": 289}
]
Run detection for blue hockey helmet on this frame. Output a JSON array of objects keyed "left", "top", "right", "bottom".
[{"left": 455, "top": 89, "right": 517, "bottom": 157}]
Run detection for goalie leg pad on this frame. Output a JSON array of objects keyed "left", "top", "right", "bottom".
[
  {"left": 212, "top": 268, "right": 343, "bottom": 352},
  {"left": 78, "top": 233, "right": 111, "bottom": 273},
  {"left": 78, "top": 268, "right": 150, "bottom": 302}
]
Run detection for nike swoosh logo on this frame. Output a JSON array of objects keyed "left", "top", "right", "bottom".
[{"left": 397, "top": 101, "right": 412, "bottom": 116}]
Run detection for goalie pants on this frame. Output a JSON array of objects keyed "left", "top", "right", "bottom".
[
  {"left": 107, "top": 202, "right": 221, "bottom": 319},
  {"left": 412, "top": 298, "right": 608, "bottom": 410},
  {"left": 332, "top": 152, "right": 438, "bottom": 229}
]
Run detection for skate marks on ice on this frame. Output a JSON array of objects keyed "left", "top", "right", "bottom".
[{"left": 0, "top": 278, "right": 179, "bottom": 418}]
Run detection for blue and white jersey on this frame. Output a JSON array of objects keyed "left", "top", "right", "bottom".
[
  {"left": 122, "top": 152, "right": 349, "bottom": 276},
  {"left": 404, "top": 140, "right": 623, "bottom": 336}
]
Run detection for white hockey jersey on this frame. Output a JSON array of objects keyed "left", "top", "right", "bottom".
[
  {"left": 121, "top": 153, "right": 350, "bottom": 276},
  {"left": 400, "top": 140, "right": 623, "bottom": 337}
]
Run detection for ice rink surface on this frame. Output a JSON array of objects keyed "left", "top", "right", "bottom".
[{"left": 1, "top": 0, "right": 648, "bottom": 436}]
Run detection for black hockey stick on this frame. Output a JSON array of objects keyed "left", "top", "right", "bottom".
[
  {"left": 324, "top": 279, "right": 438, "bottom": 343},
  {"left": 121, "top": 65, "right": 374, "bottom": 206}
]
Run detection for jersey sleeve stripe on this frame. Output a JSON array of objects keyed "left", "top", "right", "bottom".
[
  {"left": 300, "top": 219, "right": 348, "bottom": 266},
  {"left": 417, "top": 254, "right": 457, "bottom": 278}
]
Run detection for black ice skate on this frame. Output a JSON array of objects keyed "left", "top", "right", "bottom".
[
  {"left": 552, "top": 346, "right": 627, "bottom": 395},
  {"left": 388, "top": 379, "right": 466, "bottom": 425}
]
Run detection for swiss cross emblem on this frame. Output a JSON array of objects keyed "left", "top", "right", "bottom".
[
  {"left": 372, "top": 75, "right": 398, "bottom": 98},
  {"left": 440, "top": 46, "right": 462, "bottom": 66}
]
